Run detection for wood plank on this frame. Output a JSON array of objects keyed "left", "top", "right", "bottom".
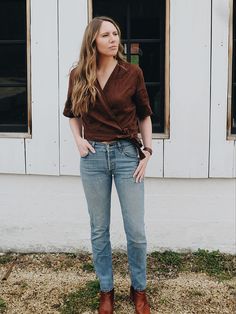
[
  {"left": 145, "top": 140, "right": 163, "bottom": 177},
  {"left": 164, "top": 0, "right": 211, "bottom": 178},
  {"left": 0, "top": 139, "right": 25, "bottom": 174},
  {"left": 210, "top": 0, "right": 235, "bottom": 177},
  {"left": 25, "top": 0, "right": 59, "bottom": 175},
  {"left": 59, "top": 0, "right": 88, "bottom": 176}
]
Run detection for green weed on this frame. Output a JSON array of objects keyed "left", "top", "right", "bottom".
[
  {"left": 192, "top": 249, "right": 235, "bottom": 280},
  {"left": 0, "top": 298, "right": 7, "bottom": 313},
  {"left": 147, "top": 249, "right": 236, "bottom": 280},
  {"left": 0, "top": 254, "right": 14, "bottom": 265},
  {"left": 59, "top": 280, "right": 100, "bottom": 313},
  {"left": 81, "top": 262, "right": 94, "bottom": 272}
]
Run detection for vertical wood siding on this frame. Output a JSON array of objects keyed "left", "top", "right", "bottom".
[
  {"left": 164, "top": 0, "right": 211, "bottom": 178},
  {"left": 59, "top": 0, "right": 88, "bottom": 176},
  {"left": 210, "top": 0, "right": 235, "bottom": 177},
  {"left": 0, "top": 139, "right": 25, "bottom": 174},
  {"left": 25, "top": 0, "right": 59, "bottom": 175}
]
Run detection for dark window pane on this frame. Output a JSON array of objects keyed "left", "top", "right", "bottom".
[
  {"left": 147, "top": 85, "right": 163, "bottom": 133},
  {"left": 232, "top": 84, "right": 236, "bottom": 134},
  {"left": 234, "top": 2, "right": 236, "bottom": 39},
  {"left": 130, "top": 0, "right": 161, "bottom": 39},
  {"left": 233, "top": 40, "right": 236, "bottom": 80},
  {"left": 130, "top": 42, "right": 161, "bottom": 82},
  {"left": 0, "top": 44, "right": 26, "bottom": 81},
  {"left": 124, "top": 42, "right": 161, "bottom": 82},
  {"left": 92, "top": 0, "right": 127, "bottom": 38},
  {"left": 0, "top": 87, "right": 27, "bottom": 132},
  {"left": 0, "top": 0, "right": 26, "bottom": 40},
  {"left": 0, "top": 0, "right": 28, "bottom": 133}
]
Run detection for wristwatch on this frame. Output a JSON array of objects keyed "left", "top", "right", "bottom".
[{"left": 143, "top": 147, "right": 152, "bottom": 156}]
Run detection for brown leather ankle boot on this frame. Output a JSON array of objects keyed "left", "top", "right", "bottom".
[
  {"left": 98, "top": 288, "right": 114, "bottom": 314},
  {"left": 130, "top": 286, "right": 150, "bottom": 314}
]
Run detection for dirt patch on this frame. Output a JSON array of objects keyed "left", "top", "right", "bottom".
[{"left": 0, "top": 253, "right": 235, "bottom": 313}]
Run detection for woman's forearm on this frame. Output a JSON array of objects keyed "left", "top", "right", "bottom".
[
  {"left": 69, "top": 117, "right": 95, "bottom": 155},
  {"left": 133, "top": 115, "right": 152, "bottom": 182},
  {"left": 138, "top": 116, "right": 152, "bottom": 148},
  {"left": 69, "top": 117, "right": 83, "bottom": 145}
]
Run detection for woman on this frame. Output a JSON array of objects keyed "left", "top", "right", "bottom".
[{"left": 63, "top": 16, "right": 152, "bottom": 314}]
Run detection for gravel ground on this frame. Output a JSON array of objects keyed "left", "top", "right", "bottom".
[{"left": 0, "top": 253, "right": 235, "bottom": 314}]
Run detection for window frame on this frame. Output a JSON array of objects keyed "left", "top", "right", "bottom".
[
  {"left": 227, "top": 0, "right": 236, "bottom": 139},
  {"left": 0, "top": 0, "right": 32, "bottom": 139},
  {"left": 88, "top": 0, "right": 170, "bottom": 139}
]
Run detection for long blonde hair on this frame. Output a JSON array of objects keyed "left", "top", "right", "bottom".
[{"left": 71, "top": 16, "right": 126, "bottom": 117}]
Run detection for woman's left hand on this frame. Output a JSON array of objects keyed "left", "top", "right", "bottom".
[{"left": 133, "top": 151, "right": 151, "bottom": 183}]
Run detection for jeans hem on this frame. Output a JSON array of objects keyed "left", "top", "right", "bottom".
[
  {"left": 100, "top": 287, "right": 114, "bottom": 293},
  {"left": 131, "top": 285, "right": 147, "bottom": 291}
]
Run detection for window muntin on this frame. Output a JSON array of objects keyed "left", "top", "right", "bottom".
[
  {"left": 0, "top": 0, "right": 29, "bottom": 134},
  {"left": 92, "top": 0, "right": 167, "bottom": 134}
]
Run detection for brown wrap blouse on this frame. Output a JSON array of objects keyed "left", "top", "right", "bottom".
[{"left": 63, "top": 60, "right": 153, "bottom": 159}]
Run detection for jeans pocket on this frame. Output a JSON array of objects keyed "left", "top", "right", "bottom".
[
  {"left": 80, "top": 152, "right": 89, "bottom": 158},
  {"left": 81, "top": 140, "right": 96, "bottom": 158}
]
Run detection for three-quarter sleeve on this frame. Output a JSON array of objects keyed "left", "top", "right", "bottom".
[
  {"left": 134, "top": 66, "right": 153, "bottom": 120},
  {"left": 63, "top": 68, "right": 80, "bottom": 118}
]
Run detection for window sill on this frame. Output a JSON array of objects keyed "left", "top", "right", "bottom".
[{"left": 0, "top": 132, "right": 32, "bottom": 139}]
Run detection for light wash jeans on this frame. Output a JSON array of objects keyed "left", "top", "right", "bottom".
[{"left": 80, "top": 139, "right": 147, "bottom": 292}]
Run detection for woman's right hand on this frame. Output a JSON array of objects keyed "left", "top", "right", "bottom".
[{"left": 76, "top": 138, "right": 96, "bottom": 157}]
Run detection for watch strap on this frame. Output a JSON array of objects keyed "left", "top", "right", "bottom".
[{"left": 143, "top": 147, "right": 152, "bottom": 155}]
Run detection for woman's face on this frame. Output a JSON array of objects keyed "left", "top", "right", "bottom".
[{"left": 95, "top": 21, "right": 119, "bottom": 57}]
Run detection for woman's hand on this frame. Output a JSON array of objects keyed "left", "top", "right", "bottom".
[
  {"left": 76, "top": 138, "right": 96, "bottom": 157},
  {"left": 133, "top": 150, "right": 151, "bottom": 183}
]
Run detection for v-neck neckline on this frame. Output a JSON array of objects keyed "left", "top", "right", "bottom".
[{"left": 96, "top": 61, "right": 119, "bottom": 92}]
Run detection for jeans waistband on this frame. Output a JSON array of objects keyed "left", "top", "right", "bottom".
[
  {"left": 87, "top": 138, "right": 146, "bottom": 160},
  {"left": 88, "top": 139, "right": 129, "bottom": 149}
]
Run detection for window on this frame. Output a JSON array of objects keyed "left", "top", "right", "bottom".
[
  {"left": 231, "top": 0, "right": 236, "bottom": 135},
  {"left": 91, "top": 0, "right": 169, "bottom": 136},
  {"left": 0, "top": 0, "right": 30, "bottom": 135}
]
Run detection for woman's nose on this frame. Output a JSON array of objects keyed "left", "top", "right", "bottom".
[{"left": 109, "top": 35, "right": 115, "bottom": 42}]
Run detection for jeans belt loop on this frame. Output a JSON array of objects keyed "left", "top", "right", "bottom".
[{"left": 116, "top": 140, "right": 122, "bottom": 149}]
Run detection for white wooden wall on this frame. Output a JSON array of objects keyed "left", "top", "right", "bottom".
[
  {"left": 165, "top": 0, "right": 211, "bottom": 178},
  {"left": 0, "top": 0, "right": 235, "bottom": 178},
  {"left": 210, "top": 0, "right": 236, "bottom": 177},
  {"left": 59, "top": 0, "right": 88, "bottom": 176},
  {"left": 0, "top": 139, "right": 25, "bottom": 174},
  {"left": 26, "top": 0, "right": 59, "bottom": 175}
]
